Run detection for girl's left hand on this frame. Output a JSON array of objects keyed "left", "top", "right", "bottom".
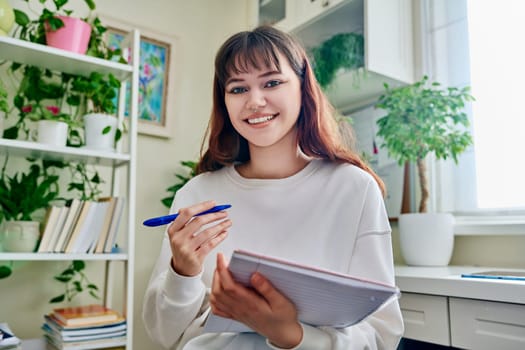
[{"left": 210, "top": 253, "right": 303, "bottom": 348}]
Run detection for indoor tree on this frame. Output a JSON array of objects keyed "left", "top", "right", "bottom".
[{"left": 375, "top": 76, "right": 474, "bottom": 213}]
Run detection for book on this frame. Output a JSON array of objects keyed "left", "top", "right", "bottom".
[
  {"left": 94, "top": 197, "right": 118, "bottom": 253},
  {"left": 44, "top": 334, "right": 126, "bottom": 350},
  {"left": 46, "top": 206, "right": 70, "bottom": 253},
  {"left": 203, "top": 249, "right": 400, "bottom": 333},
  {"left": 53, "top": 199, "right": 83, "bottom": 252},
  {"left": 37, "top": 206, "right": 62, "bottom": 253},
  {"left": 103, "top": 197, "right": 126, "bottom": 253},
  {"left": 44, "top": 315, "right": 126, "bottom": 331},
  {"left": 43, "top": 315, "right": 127, "bottom": 336},
  {"left": 51, "top": 305, "right": 121, "bottom": 327},
  {"left": 82, "top": 200, "right": 110, "bottom": 253},
  {"left": 64, "top": 201, "right": 98, "bottom": 253}
]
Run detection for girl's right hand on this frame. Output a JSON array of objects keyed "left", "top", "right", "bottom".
[{"left": 167, "top": 200, "right": 232, "bottom": 276}]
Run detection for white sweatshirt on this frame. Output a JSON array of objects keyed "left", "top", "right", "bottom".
[{"left": 143, "top": 159, "right": 404, "bottom": 349}]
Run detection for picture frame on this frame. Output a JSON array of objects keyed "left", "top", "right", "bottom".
[{"left": 101, "top": 16, "right": 177, "bottom": 138}]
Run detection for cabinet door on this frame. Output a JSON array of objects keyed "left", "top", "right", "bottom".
[
  {"left": 399, "top": 292, "right": 450, "bottom": 346},
  {"left": 292, "top": 0, "right": 345, "bottom": 30},
  {"left": 365, "top": 0, "right": 414, "bottom": 83},
  {"left": 450, "top": 297, "right": 525, "bottom": 350}
]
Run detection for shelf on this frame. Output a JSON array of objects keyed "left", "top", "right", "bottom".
[
  {"left": 0, "top": 252, "right": 128, "bottom": 261},
  {"left": 0, "top": 138, "right": 131, "bottom": 167},
  {"left": 0, "top": 36, "right": 132, "bottom": 80}
]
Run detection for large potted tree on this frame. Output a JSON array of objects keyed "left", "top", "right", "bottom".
[{"left": 375, "top": 75, "right": 474, "bottom": 266}]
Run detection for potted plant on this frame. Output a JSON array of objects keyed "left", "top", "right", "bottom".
[
  {"left": 375, "top": 75, "right": 474, "bottom": 266},
  {"left": 70, "top": 71, "right": 122, "bottom": 151},
  {"left": 12, "top": 0, "right": 116, "bottom": 58},
  {"left": 0, "top": 159, "right": 60, "bottom": 258},
  {"left": 309, "top": 32, "right": 365, "bottom": 89}
]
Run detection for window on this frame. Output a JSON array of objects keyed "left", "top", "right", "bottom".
[{"left": 427, "top": 0, "right": 525, "bottom": 233}]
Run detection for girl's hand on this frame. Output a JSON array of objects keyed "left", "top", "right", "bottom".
[
  {"left": 167, "top": 201, "right": 232, "bottom": 276},
  {"left": 210, "top": 253, "right": 303, "bottom": 348}
]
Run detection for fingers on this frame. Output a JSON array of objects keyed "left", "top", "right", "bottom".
[
  {"left": 168, "top": 200, "right": 217, "bottom": 232},
  {"left": 166, "top": 201, "right": 231, "bottom": 276},
  {"left": 250, "top": 273, "right": 282, "bottom": 304}
]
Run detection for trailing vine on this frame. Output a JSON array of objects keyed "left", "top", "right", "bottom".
[{"left": 310, "top": 32, "right": 365, "bottom": 89}]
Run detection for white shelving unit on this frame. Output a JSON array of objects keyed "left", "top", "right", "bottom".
[
  {"left": 0, "top": 31, "right": 139, "bottom": 350},
  {"left": 253, "top": 0, "right": 415, "bottom": 112}
]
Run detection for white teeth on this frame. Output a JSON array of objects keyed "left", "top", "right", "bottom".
[{"left": 247, "top": 115, "right": 274, "bottom": 124}]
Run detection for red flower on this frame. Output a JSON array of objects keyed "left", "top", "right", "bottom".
[
  {"left": 22, "top": 105, "right": 33, "bottom": 113},
  {"left": 45, "top": 106, "right": 60, "bottom": 115}
]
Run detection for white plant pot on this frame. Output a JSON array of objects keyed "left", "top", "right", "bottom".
[
  {"left": 0, "top": 220, "right": 40, "bottom": 252},
  {"left": 398, "top": 213, "right": 455, "bottom": 266},
  {"left": 83, "top": 113, "right": 117, "bottom": 151},
  {"left": 36, "top": 120, "right": 68, "bottom": 147}
]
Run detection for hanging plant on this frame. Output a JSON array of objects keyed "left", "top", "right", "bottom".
[{"left": 310, "top": 32, "right": 365, "bottom": 89}]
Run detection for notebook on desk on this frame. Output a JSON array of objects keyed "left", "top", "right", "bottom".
[{"left": 461, "top": 270, "right": 525, "bottom": 281}]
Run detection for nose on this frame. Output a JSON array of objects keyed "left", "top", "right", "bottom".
[{"left": 246, "top": 88, "right": 266, "bottom": 111}]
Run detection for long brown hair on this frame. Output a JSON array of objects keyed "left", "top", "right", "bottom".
[{"left": 197, "top": 26, "right": 385, "bottom": 194}]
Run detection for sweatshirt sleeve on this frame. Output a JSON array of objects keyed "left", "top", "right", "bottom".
[{"left": 142, "top": 234, "right": 209, "bottom": 349}]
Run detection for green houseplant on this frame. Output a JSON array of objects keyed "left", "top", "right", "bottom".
[
  {"left": 375, "top": 75, "right": 474, "bottom": 213},
  {"left": 12, "top": 0, "right": 119, "bottom": 60},
  {"left": 310, "top": 32, "right": 365, "bottom": 89},
  {"left": 375, "top": 75, "right": 474, "bottom": 266},
  {"left": 0, "top": 161, "right": 60, "bottom": 223},
  {"left": 70, "top": 71, "right": 123, "bottom": 150},
  {"left": 0, "top": 160, "right": 60, "bottom": 277},
  {"left": 162, "top": 160, "right": 197, "bottom": 209}
]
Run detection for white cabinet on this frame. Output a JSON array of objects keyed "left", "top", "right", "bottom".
[
  {"left": 401, "top": 295, "right": 525, "bottom": 349},
  {"left": 0, "top": 33, "right": 139, "bottom": 350},
  {"left": 449, "top": 298, "right": 525, "bottom": 350},
  {"left": 396, "top": 266, "right": 525, "bottom": 349},
  {"left": 399, "top": 293, "right": 450, "bottom": 346},
  {"left": 255, "top": 0, "right": 415, "bottom": 112}
]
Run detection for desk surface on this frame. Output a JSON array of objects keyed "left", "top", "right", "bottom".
[{"left": 395, "top": 265, "right": 525, "bottom": 304}]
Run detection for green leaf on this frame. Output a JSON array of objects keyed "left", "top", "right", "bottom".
[
  {"left": 73, "top": 260, "right": 85, "bottom": 271},
  {"left": 49, "top": 294, "right": 65, "bottom": 303},
  {"left": 0, "top": 265, "right": 12, "bottom": 279}
]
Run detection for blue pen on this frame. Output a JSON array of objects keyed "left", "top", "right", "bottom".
[{"left": 143, "top": 204, "right": 232, "bottom": 227}]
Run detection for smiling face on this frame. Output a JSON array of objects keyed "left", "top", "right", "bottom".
[{"left": 223, "top": 52, "right": 302, "bottom": 152}]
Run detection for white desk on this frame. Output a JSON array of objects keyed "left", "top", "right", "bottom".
[{"left": 395, "top": 266, "right": 525, "bottom": 349}]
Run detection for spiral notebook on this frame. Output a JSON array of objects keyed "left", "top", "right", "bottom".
[{"left": 203, "top": 249, "right": 400, "bottom": 333}]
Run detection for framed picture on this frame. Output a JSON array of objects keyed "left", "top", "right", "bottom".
[{"left": 101, "top": 16, "right": 177, "bottom": 138}]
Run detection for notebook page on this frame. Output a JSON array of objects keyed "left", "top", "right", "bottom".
[{"left": 203, "top": 250, "right": 399, "bottom": 333}]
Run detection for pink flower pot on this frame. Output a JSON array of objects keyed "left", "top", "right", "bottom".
[{"left": 45, "top": 16, "right": 91, "bottom": 54}]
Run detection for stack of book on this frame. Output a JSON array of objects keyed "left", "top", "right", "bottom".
[
  {"left": 0, "top": 323, "right": 21, "bottom": 350},
  {"left": 37, "top": 197, "right": 126, "bottom": 254},
  {"left": 42, "top": 304, "right": 126, "bottom": 350}
]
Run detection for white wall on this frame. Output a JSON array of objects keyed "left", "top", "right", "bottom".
[{"left": 0, "top": 1, "right": 251, "bottom": 349}]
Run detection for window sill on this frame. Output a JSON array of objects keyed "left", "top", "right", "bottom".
[{"left": 453, "top": 215, "right": 525, "bottom": 235}]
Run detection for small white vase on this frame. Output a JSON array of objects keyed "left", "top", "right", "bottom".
[
  {"left": 83, "top": 113, "right": 117, "bottom": 151},
  {"left": 1, "top": 220, "right": 41, "bottom": 252},
  {"left": 36, "top": 120, "right": 68, "bottom": 147},
  {"left": 398, "top": 213, "right": 455, "bottom": 266}
]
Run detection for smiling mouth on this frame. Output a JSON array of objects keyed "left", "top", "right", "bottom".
[{"left": 246, "top": 114, "right": 277, "bottom": 125}]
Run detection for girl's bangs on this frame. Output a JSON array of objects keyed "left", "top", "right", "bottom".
[{"left": 223, "top": 40, "right": 281, "bottom": 81}]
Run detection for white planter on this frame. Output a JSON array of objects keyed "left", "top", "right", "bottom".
[
  {"left": 0, "top": 220, "right": 40, "bottom": 252},
  {"left": 398, "top": 213, "right": 455, "bottom": 266},
  {"left": 36, "top": 120, "right": 68, "bottom": 147},
  {"left": 83, "top": 113, "right": 117, "bottom": 151}
]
